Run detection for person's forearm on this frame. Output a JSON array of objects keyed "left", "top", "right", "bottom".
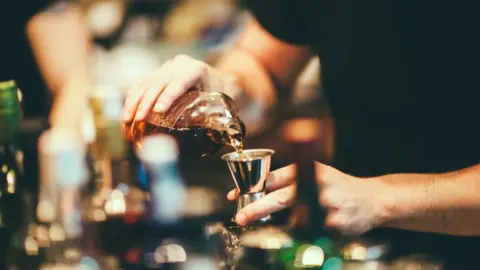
[
  {"left": 378, "top": 164, "right": 480, "bottom": 236},
  {"left": 27, "top": 3, "right": 91, "bottom": 94},
  {"left": 27, "top": 3, "right": 91, "bottom": 129},
  {"left": 212, "top": 49, "right": 277, "bottom": 136},
  {"left": 211, "top": 17, "right": 312, "bottom": 135},
  {"left": 215, "top": 49, "right": 277, "bottom": 108}
]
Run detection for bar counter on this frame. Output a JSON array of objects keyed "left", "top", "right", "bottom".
[{"left": 16, "top": 109, "right": 480, "bottom": 269}]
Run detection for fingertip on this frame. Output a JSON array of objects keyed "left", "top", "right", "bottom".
[
  {"left": 157, "top": 91, "right": 179, "bottom": 111},
  {"left": 235, "top": 212, "right": 247, "bottom": 226},
  {"left": 153, "top": 101, "right": 168, "bottom": 113},
  {"left": 134, "top": 110, "right": 147, "bottom": 122},
  {"left": 325, "top": 214, "right": 341, "bottom": 229},
  {"left": 123, "top": 108, "right": 134, "bottom": 122},
  {"left": 227, "top": 191, "right": 234, "bottom": 200},
  {"left": 227, "top": 189, "right": 237, "bottom": 200},
  {"left": 123, "top": 99, "right": 134, "bottom": 121}
]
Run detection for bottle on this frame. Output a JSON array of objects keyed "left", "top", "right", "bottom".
[
  {"left": 277, "top": 118, "right": 339, "bottom": 269},
  {"left": 125, "top": 89, "right": 246, "bottom": 158},
  {"left": 36, "top": 128, "right": 91, "bottom": 269},
  {"left": 134, "top": 134, "right": 218, "bottom": 269},
  {"left": 0, "top": 80, "right": 24, "bottom": 269},
  {"left": 82, "top": 85, "right": 143, "bottom": 269},
  {"left": 89, "top": 85, "right": 126, "bottom": 160}
]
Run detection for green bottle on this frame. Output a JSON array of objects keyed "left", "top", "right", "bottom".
[{"left": 0, "top": 80, "right": 24, "bottom": 268}]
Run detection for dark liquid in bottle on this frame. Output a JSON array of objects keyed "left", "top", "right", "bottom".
[
  {"left": 126, "top": 119, "right": 245, "bottom": 158},
  {"left": 143, "top": 123, "right": 225, "bottom": 159}
]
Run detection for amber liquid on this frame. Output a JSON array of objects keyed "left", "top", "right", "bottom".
[{"left": 127, "top": 121, "right": 244, "bottom": 159}]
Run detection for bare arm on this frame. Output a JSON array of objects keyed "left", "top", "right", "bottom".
[
  {"left": 379, "top": 165, "right": 480, "bottom": 236},
  {"left": 209, "top": 17, "right": 313, "bottom": 134},
  {"left": 26, "top": 3, "right": 91, "bottom": 132},
  {"left": 216, "top": 17, "right": 313, "bottom": 108},
  {"left": 228, "top": 159, "right": 480, "bottom": 236}
]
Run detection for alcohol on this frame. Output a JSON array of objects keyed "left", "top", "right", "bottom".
[
  {"left": 128, "top": 121, "right": 244, "bottom": 159},
  {"left": 124, "top": 89, "right": 246, "bottom": 158}
]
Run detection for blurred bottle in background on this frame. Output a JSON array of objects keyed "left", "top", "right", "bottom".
[
  {"left": 82, "top": 85, "right": 144, "bottom": 268},
  {"left": 132, "top": 134, "right": 219, "bottom": 269},
  {"left": 89, "top": 0, "right": 245, "bottom": 94},
  {"left": 35, "top": 128, "right": 91, "bottom": 269},
  {"left": 0, "top": 80, "right": 25, "bottom": 269}
]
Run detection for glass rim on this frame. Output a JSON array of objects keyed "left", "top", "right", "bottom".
[{"left": 221, "top": 148, "right": 275, "bottom": 161}]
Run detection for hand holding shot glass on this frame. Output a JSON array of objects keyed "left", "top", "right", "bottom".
[{"left": 222, "top": 148, "right": 275, "bottom": 224}]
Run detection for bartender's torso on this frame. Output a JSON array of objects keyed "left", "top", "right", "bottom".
[
  {"left": 247, "top": 0, "right": 480, "bottom": 266},
  {"left": 249, "top": 0, "right": 480, "bottom": 177},
  {"left": 306, "top": 0, "right": 480, "bottom": 177},
  {"left": 0, "top": 1, "right": 54, "bottom": 118}
]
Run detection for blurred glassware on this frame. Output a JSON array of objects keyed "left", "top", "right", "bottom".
[
  {"left": 36, "top": 128, "right": 91, "bottom": 269},
  {"left": 237, "top": 226, "right": 293, "bottom": 269},
  {"left": 121, "top": 15, "right": 161, "bottom": 42},
  {"left": 81, "top": 84, "right": 143, "bottom": 269},
  {"left": 393, "top": 255, "right": 444, "bottom": 270},
  {"left": 206, "top": 223, "right": 256, "bottom": 268},
  {"left": 88, "top": 85, "right": 126, "bottom": 159},
  {"left": 86, "top": 0, "right": 127, "bottom": 39},
  {"left": 92, "top": 42, "right": 208, "bottom": 93},
  {"left": 135, "top": 134, "right": 219, "bottom": 269},
  {"left": 162, "top": 0, "right": 239, "bottom": 45}
]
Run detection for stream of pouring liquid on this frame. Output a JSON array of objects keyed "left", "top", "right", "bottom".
[{"left": 227, "top": 128, "right": 244, "bottom": 155}]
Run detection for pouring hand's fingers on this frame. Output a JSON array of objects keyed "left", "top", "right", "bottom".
[
  {"left": 154, "top": 56, "right": 208, "bottom": 112},
  {"left": 227, "top": 189, "right": 239, "bottom": 201},
  {"left": 123, "top": 75, "right": 152, "bottom": 122},
  {"left": 235, "top": 185, "right": 295, "bottom": 226},
  {"left": 134, "top": 61, "right": 173, "bottom": 121}
]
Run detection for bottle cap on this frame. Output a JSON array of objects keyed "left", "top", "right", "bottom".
[
  {"left": 38, "top": 128, "right": 88, "bottom": 187},
  {"left": 137, "top": 134, "right": 179, "bottom": 164}
]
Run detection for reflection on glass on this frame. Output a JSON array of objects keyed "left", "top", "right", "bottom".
[{"left": 205, "top": 223, "right": 254, "bottom": 267}]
